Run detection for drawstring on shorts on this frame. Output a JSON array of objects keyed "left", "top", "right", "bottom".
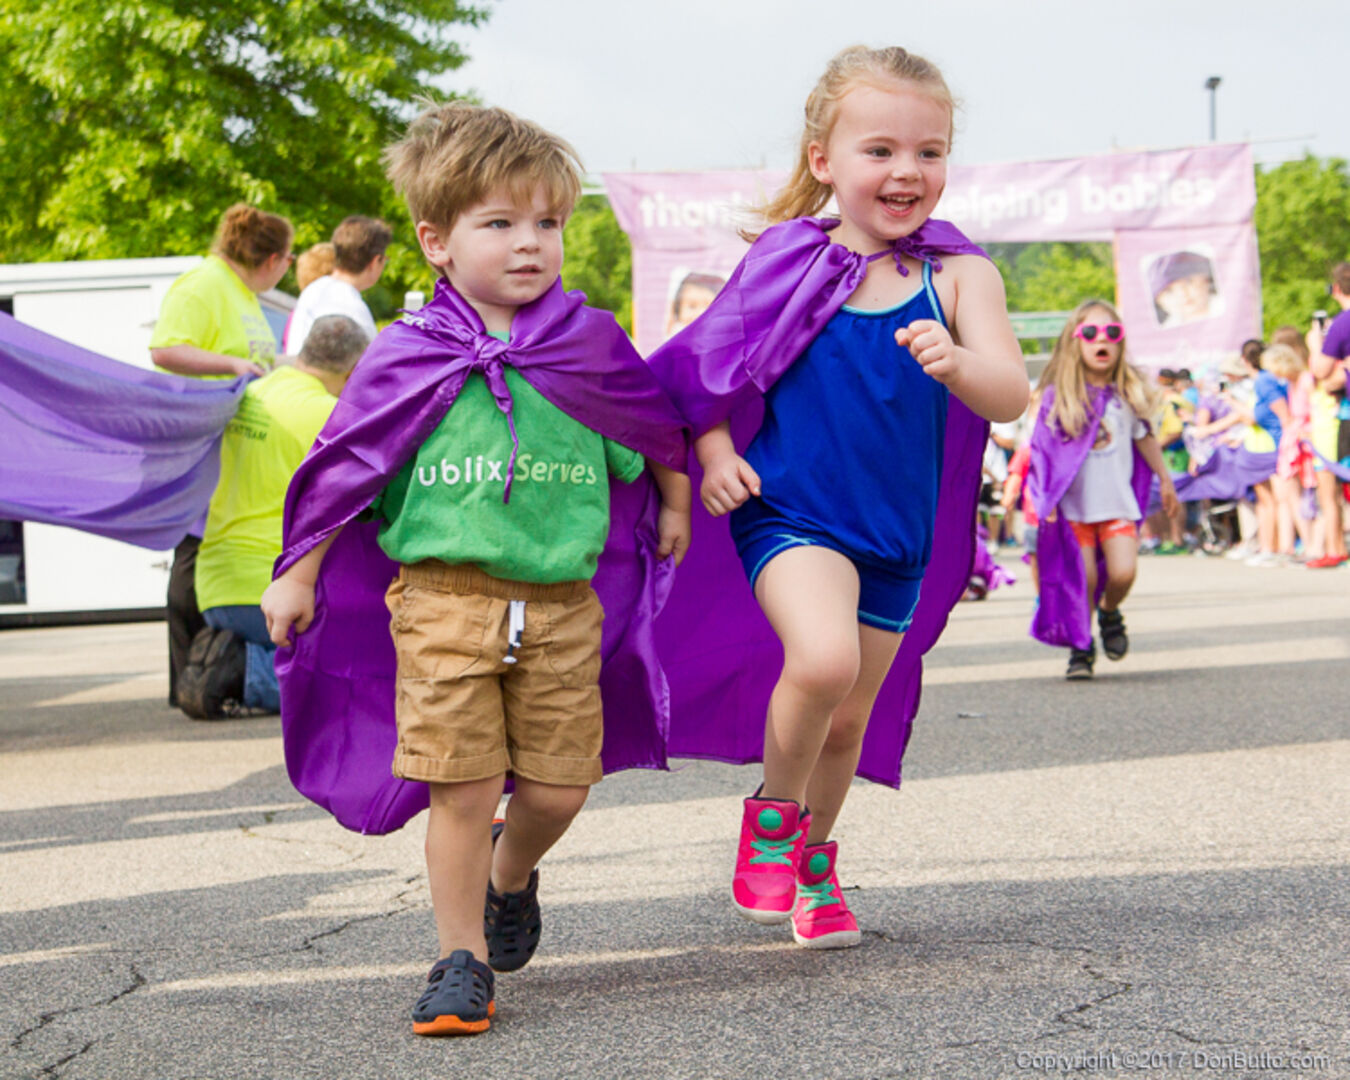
[{"left": 503, "top": 600, "right": 526, "bottom": 665}]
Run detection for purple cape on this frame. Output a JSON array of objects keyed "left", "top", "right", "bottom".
[
  {"left": 0, "top": 312, "right": 245, "bottom": 549},
  {"left": 1029, "top": 386, "right": 1152, "bottom": 650},
  {"left": 276, "top": 279, "right": 689, "bottom": 835},
  {"left": 646, "top": 217, "right": 990, "bottom": 787},
  {"left": 1148, "top": 444, "right": 1277, "bottom": 512}
]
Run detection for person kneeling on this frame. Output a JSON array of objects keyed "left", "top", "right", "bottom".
[{"left": 179, "top": 315, "right": 369, "bottom": 719}]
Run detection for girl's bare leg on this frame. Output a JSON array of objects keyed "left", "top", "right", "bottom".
[
  {"left": 803, "top": 624, "right": 903, "bottom": 843},
  {"left": 754, "top": 546, "right": 863, "bottom": 808}
]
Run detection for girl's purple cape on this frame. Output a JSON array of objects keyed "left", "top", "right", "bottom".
[
  {"left": 275, "top": 279, "right": 689, "bottom": 835},
  {"left": 1029, "top": 386, "right": 1152, "bottom": 651},
  {"left": 646, "top": 217, "right": 990, "bottom": 787},
  {"left": 0, "top": 312, "right": 245, "bottom": 549}
]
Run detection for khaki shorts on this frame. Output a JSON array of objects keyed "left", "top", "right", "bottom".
[{"left": 386, "top": 561, "right": 604, "bottom": 787}]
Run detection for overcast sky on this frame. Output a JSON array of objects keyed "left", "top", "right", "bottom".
[{"left": 437, "top": 0, "right": 1348, "bottom": 177}]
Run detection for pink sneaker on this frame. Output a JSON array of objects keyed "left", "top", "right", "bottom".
[
  {"left": 791, "top": 841, "right": 860, "bottom": 949},
  {"left": 732, "top": 792, "right": 809, "bottom": 924}
]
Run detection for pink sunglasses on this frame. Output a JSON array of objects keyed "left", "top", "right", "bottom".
[{"left": 1075, "top": 322, "right": 1124, "bottom": 343}]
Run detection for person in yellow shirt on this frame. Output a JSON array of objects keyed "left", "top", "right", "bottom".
[
  {"left": 179, "top": 315, "right": 370, "bottom": 719},
  {"left": 149, "top": 203, "right": 294, "bottom": 708}
]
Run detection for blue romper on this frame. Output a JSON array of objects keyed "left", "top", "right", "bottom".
[{"left": 729, "top": 260, "right": 949, "bottom": 633}]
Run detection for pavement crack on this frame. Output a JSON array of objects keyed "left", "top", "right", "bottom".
[
  {"left": 40, "top": 1038, "right": 98, "bottom": 1078},
  {"left": 1050, "top": 965, "right": 1133, "bottom": 1032},
  {"left": 11, "top": 964, "right": 144, "bottom": 1072}
]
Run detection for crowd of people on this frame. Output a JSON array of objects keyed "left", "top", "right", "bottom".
[
  {"left": 987, "top": 264, "right": 1350, "bottom": 577},
  {"left": 149, "top": 206, "right": 389, "bottom": 717}
]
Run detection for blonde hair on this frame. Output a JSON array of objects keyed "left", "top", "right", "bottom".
[
  {"left": 1261, "top": 342, "right": 1306, "bottom": 381},
  {"left": 1038, "top": 299, "right": 1157, "bottom": 439},
  {"left": 383, "top": 102, "right": 582, "bottom": 232},
  {"left": 295, "top": 242, "right": 335, "bottom": 291},
  {"left": 759, "top": 46, "right": 955, "bottom": 230},
  {"left": 212, "top": 204, "right": 293, "bottom": 269}
]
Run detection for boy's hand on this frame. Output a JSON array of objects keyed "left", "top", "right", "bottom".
[
  {"left": 700, "top": 451, "right": 760, "bottom": 516},
  {"left": 896, "top": 319, "right": 958, "bottom": 383},
  {"left": 657, "top": 504, "right": 692, "bottom": 566},
  {"left": 1160, "top": 478, "right": 1180, "bottom": 519},
  {"left": 261, "top": 577, "right": 316, "bottom": 648}
]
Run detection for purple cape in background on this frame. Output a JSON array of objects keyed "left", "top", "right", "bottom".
[
  {"left": 0, "top": 312, "right": 245, "bottom": 549},
  {"left": 275, "top": 279, "right": 689, "bottom": 835},
  {"left": 1029, "top": 386, "right": 1152, "bottom": 651},
  {"left": 1147, "top": 443, "right": 1276, "bottom": 512},
  {"left": 646, "top": 217, "right": 990, "bottom": 788}
]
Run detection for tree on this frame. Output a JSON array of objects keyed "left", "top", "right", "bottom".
[
  {"left": 1254, "top": 154, "right": 1350, "bottom": 336},
  {"left": 987, "top": 242, "right": 1116, "bottom": 316},
  {"left": 0, "top": 0, "right": 484, "bottom": 317},
  {"left": 561, "top": 195, "right": 633, "bottom": 332}
]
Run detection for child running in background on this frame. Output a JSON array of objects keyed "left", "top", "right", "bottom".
[
  {"left": 650, "top": 45, "right": 1028, "bottom": 948},
  {"left": 1028, "top": 300, "right": 1178, "bottom": 679}
]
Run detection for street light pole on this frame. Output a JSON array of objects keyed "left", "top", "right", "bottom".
[{"left": 1205, "top": 76, "right": 1222, "bottom": 142}]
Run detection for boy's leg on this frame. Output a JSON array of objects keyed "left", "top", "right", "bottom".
[
  {"left": 426, "top": 774, "right": 506, "bottom": 961},
  {"left": 803, "top": 624, "right": 902, "bottom": 844},
  {"left": 753, "top": 546, "right": 863, "bottom": 809},
  {"left": 492, "top": 779, "right": 589, "bottom": 894}
]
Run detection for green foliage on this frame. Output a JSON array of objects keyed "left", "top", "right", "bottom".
[
  {"left": 988, "top": 242, "right": 1116, "bottom": 314},
  {"left": 0, "top": 0, "right": 483, "bottom": 318},
  {"left": 1254, "top": 154, "right": 1350, "bottom": 336},
  {"left": 561, "top": 195, "right": 632, "bottom": 332}
]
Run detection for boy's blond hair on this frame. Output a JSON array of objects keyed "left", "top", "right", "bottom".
[{"left": 383, "top": 102, "right": 583, "bottom": 232}]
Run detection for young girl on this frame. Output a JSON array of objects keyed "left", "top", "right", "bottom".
[
  {"left": 649, "top": 45, "right": 1028, "bottom": 949},
  {"left": 1028, "top": 300, "right": 1178, "bottom": 679},
  {"left": 1266, "top": 332, "right": 1318, "bottom": 560}
]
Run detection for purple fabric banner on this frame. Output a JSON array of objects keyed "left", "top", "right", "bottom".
[
  {"left": 936, "top": 143, "right": 1256, "bottom": 242},
  {"left": 0, "top": 312, "right": 245, "bottom": 550}
]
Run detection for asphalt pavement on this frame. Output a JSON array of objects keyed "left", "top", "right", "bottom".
[{"left": 1, "top": 551, "right": 1347, "bottom": 1080}]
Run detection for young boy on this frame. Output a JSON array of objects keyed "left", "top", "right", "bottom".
[{"left": 262, "top": 104, "right": 691, "bottom": 1036}]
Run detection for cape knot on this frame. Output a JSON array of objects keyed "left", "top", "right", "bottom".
[{"left": 469, "top": 334, "right": 509, "bottom": 369}]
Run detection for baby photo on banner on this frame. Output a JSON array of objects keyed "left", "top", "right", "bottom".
[{"left": 1114, "top": 223, "right": 1261, "bottom": 373}]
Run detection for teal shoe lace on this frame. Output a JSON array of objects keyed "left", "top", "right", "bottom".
[
  {"left": 797, "top": 878, "right": 842, "bottom": 912},
  {"left": 749, "top": 828, "right": 802, "bottom": 866}
]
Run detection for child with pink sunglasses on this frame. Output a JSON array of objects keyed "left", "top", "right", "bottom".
[{"left": 1027, "top": 300, "right": 1178, "bottom": 679}]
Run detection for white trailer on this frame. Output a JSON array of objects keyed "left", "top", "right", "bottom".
[{"left": 0, "top": 257, "right": 293, "bottom": 624}]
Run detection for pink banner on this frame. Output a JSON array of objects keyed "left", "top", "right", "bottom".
[
  {"left": 605, "top": 145, "right": 1260, "bottom": 366},
  {"left": 604, "top": 171, "right": 784, "bottom": 355},
  {"left": 1113, "top": 223, "right": 1262, "bottom": 373},
  {"left": 937, "top": 143, "right": 1256, "bottom": 242}
]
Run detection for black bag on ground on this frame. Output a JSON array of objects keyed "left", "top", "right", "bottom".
[{"left": 177, "top": 626, "right": 246, "bottom": 720}]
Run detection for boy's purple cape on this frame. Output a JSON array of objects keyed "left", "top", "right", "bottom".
[
  {"left": 275, "top": 279, "right": 689, "bottom": 835},
  {"left": 1028, "top": 386, "right": 1152, "bottom": 651},
  {"left": 646, "top": 217, "right": 990, "bottom": 787},
  {"left": 0, "top": 312, "right": 245, "bottom": 549},
  {"left": 1147, "top": 444, "right": 1277, "bottom": 512}
]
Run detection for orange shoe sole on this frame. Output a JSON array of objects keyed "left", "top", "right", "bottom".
[{"left": 412, "top": 1001, "right": 495, "bottom": 1036}]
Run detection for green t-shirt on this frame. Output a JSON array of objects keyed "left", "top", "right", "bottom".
[
  {"left": 373, "top": 354, "right": 645, "bottom": 584},
  {"left": 196, "top": 366, "right": 336, "bottom": 609},
  {"left": 149, "top": 254, "right": 277, "bottom": 378}
]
